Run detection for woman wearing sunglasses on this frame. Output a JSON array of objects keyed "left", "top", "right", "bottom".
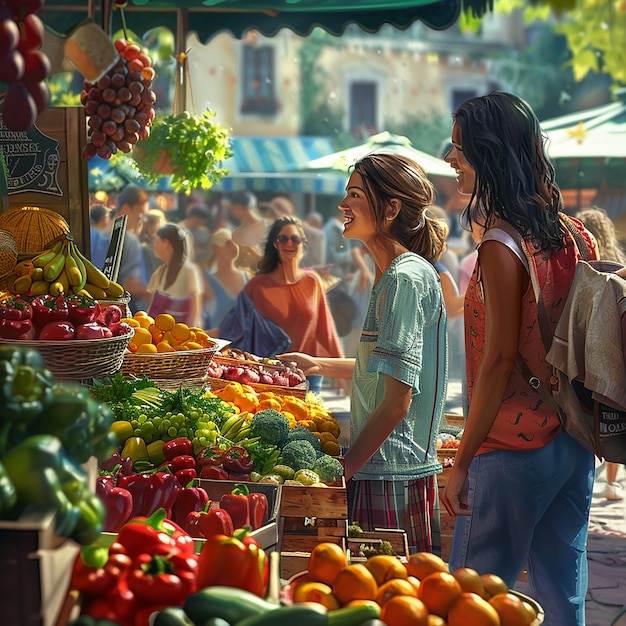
[
  {"left": 281, "top": 153, "right": 449, "bottom": 553},
  {"left": 243, "top": 215, "right": 344, "bottom": 392}
]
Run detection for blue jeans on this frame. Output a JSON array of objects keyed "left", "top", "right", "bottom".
[
  {"left": 307, "top": 375, "right": 323, "bottom": 395},
  {"left": 449, "top": 428, "right": 594, "bottom": 626}
]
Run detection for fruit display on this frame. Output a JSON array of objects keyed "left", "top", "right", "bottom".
[
  {"left": 80, "top": 38, "right": 157, "bottom": 160},
  {"left": 122, "top": 311, "right": 215, "bottom": 353},
  {"left": 284, "top": 545, "right": 543, "bottom": 626},
  {"left": 0, "top": 0, "right": 50, "bottom": 131},
  {"left": 3, "top": 233, "right": 125, "bottom": 301}
]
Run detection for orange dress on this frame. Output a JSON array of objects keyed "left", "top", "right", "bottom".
[{"left": 245, "top": 270, "right": 344, "bottom": 358}]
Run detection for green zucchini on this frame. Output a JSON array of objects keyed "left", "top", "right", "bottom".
[
  {"left": 327, "top": 603, "right": 382, "bottom": 626},
  {"left": 183, "top": 586, "right": 276, "bottom": 625},
  {"left": 152, "top": 606, "right": 195, "bottom": 625},
  {"left": 234, "top": 603, "right": 329, "bottom": 626}
]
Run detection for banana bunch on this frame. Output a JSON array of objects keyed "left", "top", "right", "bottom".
[
  {"left": 6, "top": 235, "right": 126, "bottom": 300},
  {"left": 220, "top": 412, "right": 255, "bottom": 443}
]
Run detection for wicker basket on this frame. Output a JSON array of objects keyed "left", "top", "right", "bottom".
[
  {"left": 0, "top": 332, "right": 132, "bottom": 380},
  {"left": 122, "top": 343, "right": 219, "bottom": 387}
]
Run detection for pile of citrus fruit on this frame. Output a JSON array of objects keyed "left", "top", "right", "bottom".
[
  {"left": 289, "top": 543, "right": 541, "bottom": 626},
  {"left": 122, "top": 311, "right": 215, "bottom": 354}
]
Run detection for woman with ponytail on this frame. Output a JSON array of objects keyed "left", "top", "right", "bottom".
[{"left": 282, "top": 153, "right": 449, "bottom": 552}]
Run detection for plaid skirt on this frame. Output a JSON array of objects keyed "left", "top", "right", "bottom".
[{"left": 348, "top": 474, "right": 441, "bottom": 555}]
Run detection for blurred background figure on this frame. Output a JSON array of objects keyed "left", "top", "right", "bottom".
[
  {"left": 147, "top": 223, "right": 204, "bottom": 328},
  {"left": 89, "top": 202, "right": 111, "bottom": 270},
  {"left": 575, "top": 205, "right": 626, "bottom": 502},
  {"left": 138, "top": 208, "right": 167, "bottom": 278},
  {"left": 203, "top": 228, "right": 250, "bottom": 330},
  {"left": 111, "top": 184, "right": 151, "bottom": 313},
  {"left": 228, "top": 191, "right": 269, "bottom": 273}
]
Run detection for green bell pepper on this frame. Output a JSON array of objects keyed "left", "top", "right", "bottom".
[
  {"left": 0, "top": 459, "right": 16, "bottom": 516},
  {"left": 28, "top": 383, "right": 118, "bottom": 464},
  {"left": 1, "top": 434, "right": 104, "bottom": 544}
]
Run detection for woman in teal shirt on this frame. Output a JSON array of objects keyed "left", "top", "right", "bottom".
[{"left": 282, "top": 153, "right": 448, "bottom": 553}]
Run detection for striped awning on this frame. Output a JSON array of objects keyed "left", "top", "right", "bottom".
[{"left": 212, "top": 136, "right": 347, "bottom": 194}]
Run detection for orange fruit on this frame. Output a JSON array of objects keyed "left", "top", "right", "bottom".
[
  {"left": 293, "top": 581, "right": 340, "bottom": 610},
  {"left": 154, "top": 313, "right": 176, "bottom": 331},
  {"left": 380, "top": 595, "right": 429, "bottom": 626},
  {"left": 448, "top": 592, "right": 501, "bottom": 626},
  {"left": 148, "top": 323, "right": 164, "bottom": 343},
  {"left": 375, "top": 577, "right": 418, "bottom": 606},
  {"left": 418, "top": 571, "right": 463, "bottom": 618},
  {"left": 480, "top": 573, "right": 509, "bottom": 599},
  {"left": 452, "top": 567, "right": 488, "bottom": 598},
  {"left": 135, "top": 343, "right": 157, "bottom": 354},
  {"left": 308, "top": 542, "right": 348, "bottom": 586},
  {"left": 365, "top": 555, "right": 408, "bottom": 585},
  {"left": 170, "top": 322, "right": 191, "bottom": 342},
  {"left": 156, "top": 341, "right": 176, "bottom": 353},
  {"left": 129, "top": 327, "right": 152, "bottom": 347},
  {"left": 120, "top": 317, "right": 140, "bottom": 328},
  {"left": 427, "top": 616, "right": 447, "bottom": 626},
  {"left": 194, "top": 330, "right": 212, "bottom": 346},
  {"left": 331, "top": 563, "right": 378, "bottom": 605},
  {"left": 134, "top": 313, "right": 155, "bottom": 328},
  {"left": 489, "top": 593, "right": 536, "bottom": 626},
  {"left": 407, "top": 575, "right": 422, "bottom": 595},
  {"left": 182, "top": 341, "right": 203, "bottom": 350},
  {"left": 406, "top": 552, "right": 449, "bottom": 581}
]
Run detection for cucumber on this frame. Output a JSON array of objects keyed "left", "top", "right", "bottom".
[
  {"left": 152, "top": 607, "right": 195, "bottom": 625},
  {"left": 234, "top": 603, "right": 329, "bottom": 626},
  {"left": 183, "top": 586, "right": 276, "bottom": 625},
  {"left": 327, "top": 603, "right": 382, "bottom": 626}
]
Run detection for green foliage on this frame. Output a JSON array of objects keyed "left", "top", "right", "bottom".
[
  {"left": 129, "top": 110, "right": 232, "bottom": 194},
  {"left": 386, "top": 111, "right": 452, "bottom": 158}
]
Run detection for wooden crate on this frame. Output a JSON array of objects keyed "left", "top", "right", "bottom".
[
  {"left": 1, "top": 107, "right": 90, "bottom": 256},
  {"left": 0, "top": 505, "right": 80, "bottom": 626},
  {"left": 348, "top": 528, "right": 409, "bottom": 562},
  {"left": 279, "top": 477, "right": 348, "bottom": 578}
]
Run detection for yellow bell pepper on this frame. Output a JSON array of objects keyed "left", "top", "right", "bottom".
[
  {"left": 110, "top": 420, "right": 134, "bottom": 446},
  {"left": 121, "top": 436, "right": 150, "bottom": 463}
]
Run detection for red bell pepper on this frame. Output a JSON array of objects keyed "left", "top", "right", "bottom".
[
  {"left": 163, "top": 437, "right": 194, "bottom": 460},
  {"left": 228, "top": 470, "right": 253, "bottom": 481},
  {"left": 71, "top": 545, "right": 132, "bottom": 596},
  {"left": 196, "top": 530, "right": 266, "bottom": 596},
  {"left": 30, "top": 294, "right": 69, "bottom": 329},
  {"left": 81, "top": 576, "right": 136, "bottom": 625},
  {"left": 38, "top": 319, "right": 76, "bottom": 340},
  {"left": 116, "top": 508, "right": 195, "bottom": 558},
  {"left": 220, "top": 483, "right": 250, "bottom": 529},
  {"left": 96, "top": 474, "right": 134, "bottom": 533},
  {"left": 127, "top": 551, "right": 197, "bottom": 606},
  {"left": 248, "top": 491, "right": 269, "bottom": 530},
  {"left": 196, "top": 444, "right": 224, "bottom": 469},
  {"left": 0, "top": 318, "right": 36, "bottom": 339},
  {"left": 170, "top": 454, "right": 196, "bottom": 472},
  {"left": 75, "top": 321, "right": 113, "bottom": 339},
  {"left": 118, "top": 470, "right": 180, "bottom": 518},
  {"left": 199, "top": 465, "right": 228, "bottom": 480},
  {"left": 67, "top": 294, "right": 101, "bottom": 325},
  {"left": 0, "top": 296, "right": 32, "bottom": 321},
  {"left": 171, "top": 481, "right": 209, "bottom": 528},
  {"left": 187, "top": 504, "right": 234, "bottom": 539},
  {"left": 174, "top": 468, "right": 197, "bottom": 487},
  {"left": 222, "top": 445, "right": 254, "bottom": 474}
]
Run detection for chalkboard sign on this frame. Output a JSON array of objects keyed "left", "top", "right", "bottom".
[{"left": 102, "top": 215, "right": 127, "bottom": 283}]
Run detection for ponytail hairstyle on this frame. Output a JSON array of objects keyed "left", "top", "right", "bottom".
[
  {"left": 156, "top": 223, "right": 188, "bottom": 290},
  {"left": 352, "top": 152, "right": 447, "bottom": 264},
  {"left": 452, "top": 91, "right": 564, "bottom": 251}
]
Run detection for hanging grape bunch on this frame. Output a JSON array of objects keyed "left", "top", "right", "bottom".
[
  {"left": 80, "top": 39, "right": 157, "bottom": 160},
  {"left": 0, "top": 0, "right": 50, "bottom": 132}
]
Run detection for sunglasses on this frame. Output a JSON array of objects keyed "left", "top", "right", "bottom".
[{"left": 276, "top": 234, "right": 304, "bottom": 245}]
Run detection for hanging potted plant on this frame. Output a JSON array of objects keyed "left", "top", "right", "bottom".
[{"left": 131, "top": 108, "right": 232, "bottom": 194}]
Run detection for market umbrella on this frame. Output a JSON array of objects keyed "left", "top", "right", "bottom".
[
  {"left": 40, "top": 0, "right": 464, "bottom": 42},
  {"left": 542, "top": 93, "right": 626, "bottom": 191},
  {"left": 303, "top": 131, "right": 456, "bottom": 179}
]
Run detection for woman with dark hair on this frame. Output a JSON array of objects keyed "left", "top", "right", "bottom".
[
  {"left": 441, "top": 91, "right": 598, "bottom": 624},
  {"left": 147, "top": 223, "right": 204, "bottom": 327},
  {"left": 239, "top": 216, "right": 343, "bottom": 392},
  {"left": 282, "top": 153, "right": 449, "bottom": 552}
]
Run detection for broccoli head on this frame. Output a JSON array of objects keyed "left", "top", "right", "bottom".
[
  {"left": 249, "top": 409, "right": 291, "bottom": 446},
  {"left": 287, "top": 424, "right": 321, "bottom": 450},
  {"left": 280, "top": 439, "right": 317, "bottom": 472},
  {"left": 312, "top": 454, "right": 344, "bottom": 483}
]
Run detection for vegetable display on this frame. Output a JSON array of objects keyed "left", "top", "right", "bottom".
[{"left": 0, "top": 345, "right": 115, "bottom": 543}]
